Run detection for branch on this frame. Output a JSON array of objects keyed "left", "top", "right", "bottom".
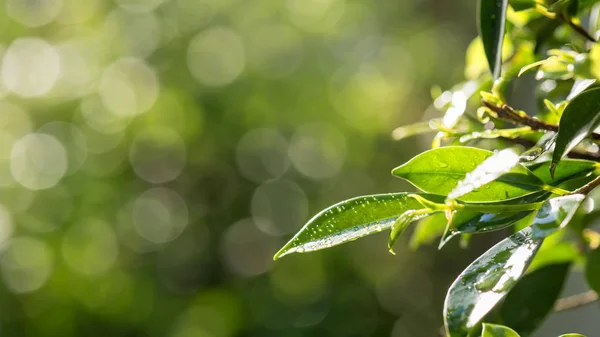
[
  {"left": 482, "top": 101, "right": 600, "bottom": 141},
  {"left": 570, "top": 176, "right": 600, "bottom": 195},
  {"left": 554, "top": 290, "right": 599, "bottom": 312},
  {"left": 558, "top": 13, "right": 597, "bottom": 43}
]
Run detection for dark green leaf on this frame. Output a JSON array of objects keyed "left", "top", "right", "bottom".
[
  {"left": 510, "top": 0, "right": 536, "bottom": 11},
  {"left": 498, "top": 263, "right": 570, "bottom": 336},
  {"left": 392, "top": 147, "right": 547, "bottom": 203},
  {"left": 273, "top": 193, "right": 444, "bottom": 260},
  {"left": 584, "top": 245, "right": 600, "bottom": 295},
  {"left": 440, "top": 191, "right": 550, "bottom": 248},
  {"left": 444, "top": 195, "right": 584, "bottom": 337},
  {"left": 479, "top": 0, "right": 509, "bottom": 78},
  {"left": 482, "top": 323, "right": 520, "bottom": 337},
  {"left": 530, "top": 159, "right": 597, "bottom": 185},
  {"left": 551, "top": 88, "right": 600, "bottom": 176}
]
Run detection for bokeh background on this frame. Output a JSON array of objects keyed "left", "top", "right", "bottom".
[{"left": 0, "top": 0, "right": 542, "bottom": 336}]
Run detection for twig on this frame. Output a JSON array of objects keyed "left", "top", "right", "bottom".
[
  {"left": 554, "top": 290, "right": 599, "bottom": 312},
  {"left": 482, "top": 101, "right": 600, "bottom": 141},
  {"left": 570, "top": 176, "right": 600, "bottom": 195},
  {"left": 558, "top": 13, "right": 598, "bottom": 43}
]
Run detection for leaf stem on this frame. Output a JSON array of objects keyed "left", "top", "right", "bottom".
[
  {"left": 558, "top": 13, "right": 597, "bottom": 43},
  {"left": 570, "top": 175, "right": 600, "bottom": 195}
]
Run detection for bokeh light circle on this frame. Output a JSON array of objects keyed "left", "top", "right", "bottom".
[
  {"left": 1, "top": 37, "right": 61, "bottom": 97},
  {"left": 221, "top": 218, "right": 277, "bottom": 277},
  {"left": 10, "top": 133, "right": 68, "bottom": 190},
  {"left": 38, "top": 121, "right": 88, "bottom": 176},
  {"left": 99, "top": 57, "right": 159, "bottom": 118},
  {"left": 129, "top": 128, "right": 187, "bottom": 184},
  {"left": 132, "top": 188, "right": 189, "bottom": 244},
  {"left": 235, "top": 128, "right": 290, "bottom": 183},
  {"left": 0, "top": 204, "right": 14, "bottom": 248},
  {"left": 6, "top": 0, "right": 63, "bottom": 27},
  {"left": 288, "top": 123, "right": 347, "bottom": 180},
  {"left": 251, "top": 179, "right": 308, "bottom": 236},
  {"left": 115, "top": 0, "right": 165, "bottom": 13},
  {"left": 187, "top": 26, "right": 245, "bottom": 87},
  {"left": 62, "top": 219, "right": 119, "bottom": 276},
  {"left": 0, "top": 236, "right": 54, "bottom": 293}
]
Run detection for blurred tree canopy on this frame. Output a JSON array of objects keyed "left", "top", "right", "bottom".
[{"left": 0, "top": 0, "right": 480, "bottom": 336}]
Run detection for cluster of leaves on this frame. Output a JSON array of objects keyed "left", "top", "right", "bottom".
[{"left": 274, "top": 0, "right": 600, "bottom": 336}]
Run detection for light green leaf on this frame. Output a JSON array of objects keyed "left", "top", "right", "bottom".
[
  {"left": 551, "top": 88, "right": 600, "bottom": 176},
  {"left": 479, "top": 0, "right": 509, "bottom": 78},
  {"left": 482, "top": 323, "right": 520, "bottom": 337},
  {"left": 388, "top": 209, "right": 434, "bottom": 253},
  {"left": 392, "top": 147, "right": 549, "bottom": 202},
  {"left": 458, "top": 127, "right": 534, "bottom": 143},
  {"left": 529, "top": 159, "right": 597, "bottom": 185},
  {"left": 444, "top": 195, "right": 584, "bottom": 337},
  {"left": 446, "top": 148, "right": 521, "bottom": 201},
  {"left": 558, "top": 334, "right": 587, "bottom": 337},
  {"left": 410, "top": 213, "right": 447, "bottom": 249},
  {"left": 392, "top": 121, "right": 436, "bottom": 141},
  {"left": 498, "top": 263, "right": 570, "bottom": 336},
  {"left": 273, "top": 193, "right": 444, "bottom": 260}
]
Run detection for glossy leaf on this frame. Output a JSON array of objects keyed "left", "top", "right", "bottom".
[
  {"left": 440, "top": 191, "right": 550, "bottom": 248},
  {"left": 498, "top": 263, "right": 570, "bottom": 336},
  {"left": 584, "top": 245, "right": 600, "bottom": 295},
  {"left": 388, "top": 209, "right": 434, "bottom": 253},
  {"left": 482, "top": 323, "right": 520, "bottom": 337},
  {"left": 392, "top": 147, "right": 547, "bottom": 202},
  {"left": 273, "top": 193, "right": 444, "bottom": 260},
  {"left": 479, "top": 0, "right": 509, "bottom": 78},
  {"left": 530, "top": 159, "right": 597, "bottom": 185},
  {"left": 551, "top": 87, "right": 600, "bottom": 176},
  {"left": 558, "top": 334, "right": 587, "bottom": 337},
  {"left": 446, "top": 148, "right": 521, "bottom": 201},
  {"left": 444, "top": 195, "right": 584, "bottom": 337},
  {"left": 567, "top": 79, "right": 596, "bottom": 101}
]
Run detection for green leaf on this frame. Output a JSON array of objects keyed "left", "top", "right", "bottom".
[
  {"left": 558, "top": 334, "right": 587, "bottom": 337},
  {"left": 440, "top": 191, "right": 550, "bottom": 248},
  {"left": 479, "top": 0, "right": 509, "bottom": 78},
  {"left": 392, "top": 147, "right": 548, "bottom": 203},
  {"left": 273, "top": 193, "right": 445, "bottom": 260},
  {"left": 551, "top": 87, "right": 600, "bottom": 176},
  {"left": 510, "top": 0, "right": 536, "bottom": 11},
  {"left": 584, "top": 245, "right": 600, "bottom": 295},
  {"left": 498, "top": 263, "right": 570, "bottom": 336},
  {"left": 567, "top": 79, "right": 596, "bottom": 101},
  {"left": 482, "top": 323, "right": 520, "bottom": 337},
  {"left": 410, "top": 213, "right": 447, "bottom": 249},
  {"left": 388, "top": 209, "right": 434, "bottom": 253},
  {"left": 529, "top": 159, "right": 597, "bottom": 185},
  {"left": 444, "top": 195, "right": 584, "bottom": 337},
  {"left": 392, "top": 121, "right": 436, "bottom": 140}
]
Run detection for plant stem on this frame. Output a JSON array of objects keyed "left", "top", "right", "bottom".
[
  {"left": 554, "top": 290, "right": 599, "bottom": 312},
  {"left": 558, "top": 13, "right": 598, "bottom": 43},
  {"left": 483, "top": 101, "right": 600, "bottom": 141},
  {"left": 570, "top": 175, "right": 600, "bottom": 195}
]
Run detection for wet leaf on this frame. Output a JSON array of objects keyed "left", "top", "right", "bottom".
[
  {"left": 584, "top": 245, "right": 600, "bottom": 295},
  {"left": 482, "top": 323, "right": 520, "bottom": 337},
  {"left": 498, "top": 263, "right": 570, "bottom": 336},
  {"left": 273, "top": 193, "right": 444, "bottom": 260},
  {"left": 529, "top": 159, "right": 597, "bottom": 185},
  {"left": 440, "top": 191, "right": 550, "bottom": 248},
  {"left": 479, "top": 0, "right": 509, "bottom": 79},
  {"left": 388, "top": 209, "right": 434, "bottom": 253},
  {"left": 392, "top": 147, "right": 547, "bottom": 202},
  {"left": 444, "top": 195, "right": 584, "bottom": 337},
  {"left": 551, "top": 88, "right": 600, "bottom": 176}
]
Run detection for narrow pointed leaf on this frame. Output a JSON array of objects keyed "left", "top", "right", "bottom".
[
  {"left": 388, "top": 209, "right": 434, "bottom": 253},
  {"left": 559, "top": 334, "right": 586, "bottom": 337},
  {"left": 497, "top": 263, "right": 570, "bottom": 336},
  {"left": 392, "top": 147, "right": 547, "bottom": 203},
  {"left": 479, "top": 0, "right": 509, "bottom": 78},
  {"left": 482, "top": 323, "right": 520, "bottom": 337},
  {"left": 273, "top": 193, "right": 445, "bottom": 259},
  {"left": 551, "top": 88, "right": 600, "bottom": 176},
  {"left": 444, "top": 195, "right": 584, "bottom": 337},
  {"left": 530, "top": 159, "right": 597, "bottom": 185}
]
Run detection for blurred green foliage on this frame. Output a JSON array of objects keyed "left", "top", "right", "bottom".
[{"left": 0, "top": 0, "right": 483, "bottom": 336}]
